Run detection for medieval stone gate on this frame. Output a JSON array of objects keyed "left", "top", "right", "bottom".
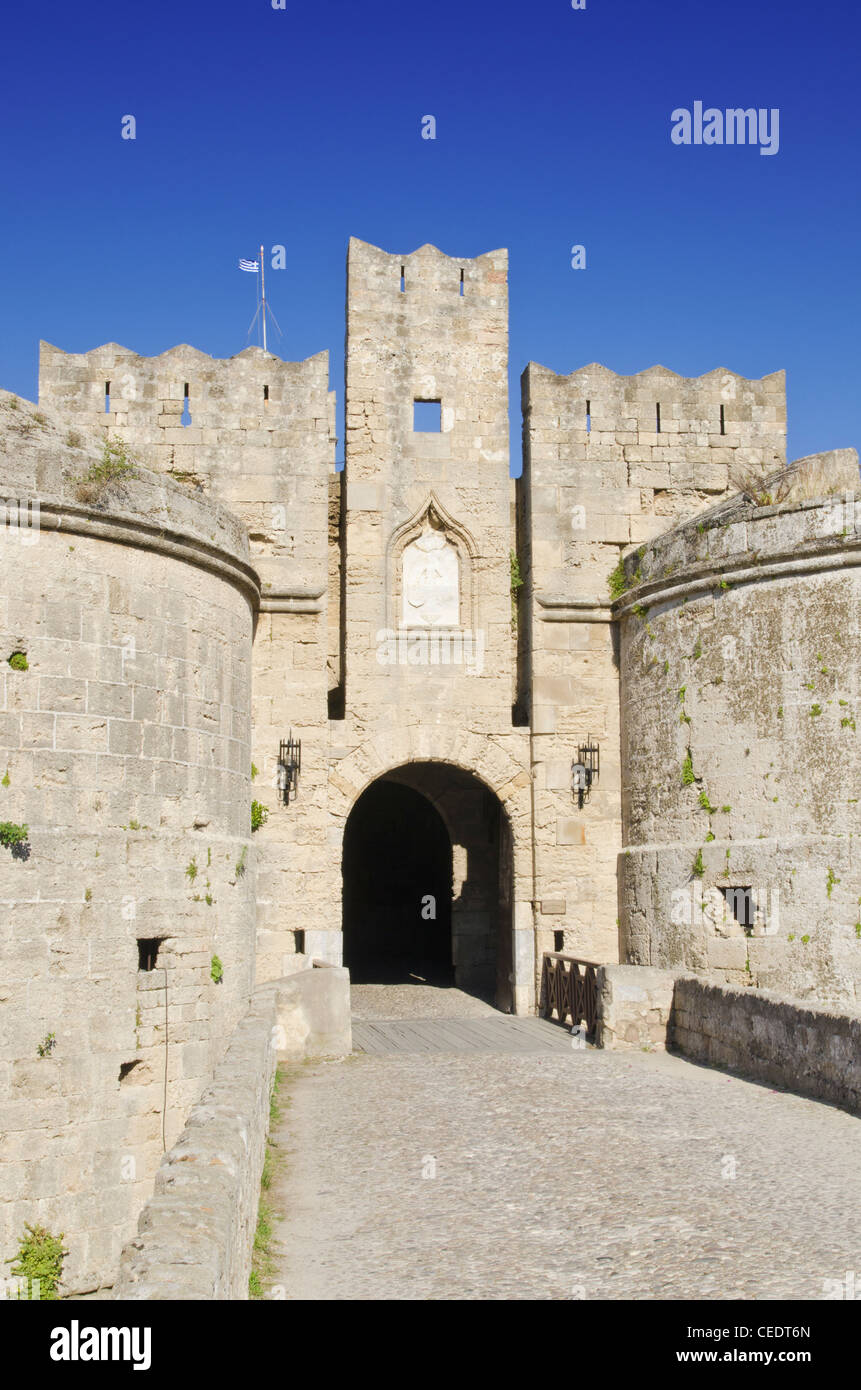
[{"left": 341, "top": 762, "right": 515, "bottom": 1009}]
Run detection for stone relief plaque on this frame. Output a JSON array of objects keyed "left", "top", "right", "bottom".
[{"left": 401, "top": 525, "right": 459, "bottom": 627}]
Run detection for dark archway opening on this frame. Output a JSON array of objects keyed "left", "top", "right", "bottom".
[
  {"left": 342, "top": 763, "right": 514, "bottom": 1008},
  {"left": 342, "top": 781, "right": 454, "bottom": 985}
]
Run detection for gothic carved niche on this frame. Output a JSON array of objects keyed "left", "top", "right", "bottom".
[
  {"left": 387, "top": 494, "right": 477, "bottom": 632},
  {"left": 402, "top": 516, "right": 459, "bottom": 627}
]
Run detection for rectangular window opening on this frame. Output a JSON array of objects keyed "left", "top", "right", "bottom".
[
  {"left": 263, "top": 384, "right": 269, "bottom": 404},
  {"left": 459, "top": 268, "right": 464, "bottom": 297},
  {"left": 295, "top": 929, "right": 305, "bottom": 955},
  {"left": 720, "top": 403, "right": 726, "bottom": 436},
  {"left": 553, "top": 930, "right": 565, "bottom": 953},
  {"left": 105, "top": 381, "right": 111, "bottom": 414},
  {"left": 137, "top": 937, "right": 164, "bottom": 972},
  {"left": 656, "top": 401, "right": 662, "bottom": 433},
  {"left": 586, "top": 399, "right": 591, "bottom": 435},
  {"left": 413, "top": 399, "right": 441, "bottom": 432},
  {"left": 400, "top": 265, "right": 405, "bottom": 293},
  {"left": 181, "top": 383, "right": 192, "bottom": 428},
  {"left": 719, "top": 885, "right": 755, "bottom": 932}
]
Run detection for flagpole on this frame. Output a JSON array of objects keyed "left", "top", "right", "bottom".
[{"left": 260, "top": 244, "right": 267, "bottom": 354}]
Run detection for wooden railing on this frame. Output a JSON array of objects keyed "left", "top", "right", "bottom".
[{"left": 540, "top": 953, "right": 599, "bottom": 1036}]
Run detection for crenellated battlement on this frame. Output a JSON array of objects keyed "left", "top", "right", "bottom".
[
  {"left": 521, "top": 360, "right": 786, "bottom": 600},
  {"left": 39, "top": 340, "right": 333, "bottom": 440},
  {"left": 39, "top": 340, "right": 336, "bottom": 594}
]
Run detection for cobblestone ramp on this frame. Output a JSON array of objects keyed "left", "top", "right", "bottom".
[
  {"left": 352, "top": 1016, "right": 577, "bottom": 1054},
  {"left": 269, "top": 1044, "right": 861, "bottom": 1300}
]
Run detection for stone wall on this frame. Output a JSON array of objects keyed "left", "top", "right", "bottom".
[
  {"left": 0, "top": 391, "right": 257, "bottom": 1293},
  {"left": 595, "top": 964, "right": 677, "bottom": 1050},
  {"left": 596, "top": 965, "right": 861, "bottom": 1118},
  {"left": 36, "top": 339, "right": 338, "bottom": 992},
  {"left": 330, "top": 239, "right": 533, "bottom": 1007},
  {"left": 114, "top": 983, "right": 278, "bottom": 1300},
  {"left": 617, "top": 470, "right": 861, "bottom": 1004},
  {"left": 115, "top": 964, "right": 351, "bottom": 1300},
  {"left": 672, "top": 976, "right": 861, "bottom": 1116},
  {"left": 518, "top": 362, "right": 786, "bottom": 974}
]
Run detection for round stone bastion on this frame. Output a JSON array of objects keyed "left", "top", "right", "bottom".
[
  {"left": 0, "top": 393, "right": 259, "bottom": 1293},
  {"left": 616, "top": 481, "right": 861, "bottom": 1008}
]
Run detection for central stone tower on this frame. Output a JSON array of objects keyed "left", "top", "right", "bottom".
[
  {"left": 340, "top": 237, "right": 513, "bottom": 710},
  {"left": 328, "top": 239, "right": 534, "bottom": 1008}
]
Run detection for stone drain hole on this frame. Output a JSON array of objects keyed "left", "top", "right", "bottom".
[{"left": 118, "top": 1060, "right": 142, "bottom": 1083}]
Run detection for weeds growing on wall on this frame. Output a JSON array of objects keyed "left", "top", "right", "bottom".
[
  {"left": 8, "top": 651, "right": 28, "bottom": 671},
  {"left": 210, "top": 954, "right": 223, "bottom": 984},
  {"left": 248, "top": 1201, "right": 275, "bottom": 1299},
  {"left": 608, "top": 547, "right": 644, "bottom": 601},
  {"left": 251, "top": 800, "right": 268, "bottom": 833},
  {"left": 509, "top": 549, "right": 523, "bottom": 631},
  {"left": 250, "top": 1067, "right": 285, "bottom": 1298},
  {"left": 6, "top": 1224, "right": 67, "bottom": 1299},
  {"left": 0, "top": 821, "right": 29, "bottom": 852},
  {"left": 74, "top": 436, "right": 137, "bottom": 505}
]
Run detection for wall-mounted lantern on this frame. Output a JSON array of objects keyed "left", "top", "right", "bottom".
[
  {"left": 277, "top": 733, "right": 302, "bottom": 805},
  {"left": 571, "top": 737, "right": 600, "bottom": 809}
]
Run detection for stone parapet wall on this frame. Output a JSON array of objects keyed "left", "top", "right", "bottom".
[
  {"left": 596, "top": 966, "right": 861, "bottom": 1118},
  {"left": 595, "top": 964, "right": 677, "bottom": 1050},
  {"left": 114, "top": 984, "right": 278, "bottom": 1300},
  {"left": 115, "top": 965, "right": 351, "bottom": 1300},
  {"left": 672, "top": 976, "right": 861, "bottom": 1116}
]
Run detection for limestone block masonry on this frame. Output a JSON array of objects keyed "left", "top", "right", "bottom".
[
  {"left": 115, "top": 964, "right": 351, "bottom": 1300},
  {"left": 518, "top": 360, "right": 785, "bottom": 971},
  {"left": 0, "top": 235, "right": 856, "bottom": 1297},
  {"left": 617, "top": 476, "right": 861, "bottom": 1004},
  {"left": 0, "top": 392, "right": 257, "bottom": 1292},
  {"left": 114, "top": 982, "right": 279, "bottom": 1300},
  {"left": 597, "top": 966, "right": 861, "bottom": 1119},
  {"left": 671, "top": 976, "right": 861, "bottom": 1114}
]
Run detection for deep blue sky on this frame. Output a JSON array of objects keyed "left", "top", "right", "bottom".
[{"left": 1, "top": 0, "right": 858, "bottom": 469}]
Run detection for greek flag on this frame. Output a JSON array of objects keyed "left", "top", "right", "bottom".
[{"left": 239, "top": 258, "right": 259, "bottom": 272}]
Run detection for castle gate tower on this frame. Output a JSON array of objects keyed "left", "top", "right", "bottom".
[{"left": 324, "top": 239, "right": 533, "bottom": 1010}]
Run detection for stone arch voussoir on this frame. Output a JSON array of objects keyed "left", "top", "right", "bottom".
[{"left": 327, "top": 730, "right": 531, "bottom": 833}]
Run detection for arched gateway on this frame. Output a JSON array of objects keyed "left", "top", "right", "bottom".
[{"left": 341, "top": 763, "right": 514, "bottom": 1010}]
